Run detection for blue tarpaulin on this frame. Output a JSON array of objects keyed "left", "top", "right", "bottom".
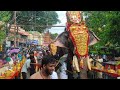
[
  {"left": 27, "top": 40, "right": 39, "bottom": 45},
  {"left": 31, "top": 40, "right": 38, "bottom": 45}
]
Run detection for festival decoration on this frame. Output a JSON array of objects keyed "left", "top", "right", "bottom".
[{"left": 66, "top": 11, "right": 89, "bottom": 58}]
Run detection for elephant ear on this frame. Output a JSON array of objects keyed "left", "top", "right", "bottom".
[
  {"left": 53, "top": 39, "right": 66, "bottom": 48},
  {"left": 53, "top": 31, "right": 69, "bottom": 48},
  {"left": 89, "top": 30, "right": 100, "bottom": 46}
]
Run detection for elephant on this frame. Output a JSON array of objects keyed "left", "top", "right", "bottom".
[
  {"left": 50, "top": 27, "right": 100, "bottom": 79},
  {"left": 49, "top": 11, "right": 100, "bottom": 79}
]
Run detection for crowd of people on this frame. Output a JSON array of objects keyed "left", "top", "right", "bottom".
[
  {"left": 22, "top": 45, "right": 68, "bottom": 79},
  {"left": 20, "top": 45, "right": 106, "bottom": 79},
  {"left": 15, "top": 45, "right": 66, "bottom": 79},
  {"left": 0, "top": 44, "right": 115, "bottom": 79}
]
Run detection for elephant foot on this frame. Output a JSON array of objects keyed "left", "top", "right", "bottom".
[{"left": 80, "top": 69, "right": 88, "bottom": 79}]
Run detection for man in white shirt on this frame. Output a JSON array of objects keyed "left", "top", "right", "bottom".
[
  {"left": 56, "top": 54, "right": 68, "bottom": 79},
  {"left": 59, "top": 62, "right": 68, "bottom": 79},
  {"left": 50, "top": 71, "right": 58, "bottom": 79},
  {"left": 21, "top": 56, "right": 31, "bottom": 79}
]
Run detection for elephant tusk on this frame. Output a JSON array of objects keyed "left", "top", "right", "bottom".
[
  {"left": 72, "top": 55, "right": 80, "bottom": 72},
  {"left": 86, "top": 56, "right": 92, "bottom": 70}
]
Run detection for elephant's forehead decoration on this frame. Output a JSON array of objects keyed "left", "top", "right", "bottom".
[
  {"left": 66, "top": 11, "right": 89, "bottom": 58},
  {"left": 66, "top": 11, "right": 82, "bottom": 24}
]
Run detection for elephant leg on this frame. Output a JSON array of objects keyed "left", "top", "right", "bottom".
[
  {"left": 80, "top": 69, "right": 88, "bottom": 79},
  {"left": 80, "top": 57, "right": 88, "bottom": 79},
  {"left": 66, "top": 61, "right": 74, "bottom": 79}
]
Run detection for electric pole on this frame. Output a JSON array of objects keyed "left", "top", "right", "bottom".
[{"left": 14, "top": 11, "right": 17, "bottom": 48}]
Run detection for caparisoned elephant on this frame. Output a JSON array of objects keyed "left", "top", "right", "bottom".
[
  {"left": 50, "top": 11, "right": 100, "bottom": 79},
  {"left": 51, "top": 28, "right": 100, "bottom": 79}
]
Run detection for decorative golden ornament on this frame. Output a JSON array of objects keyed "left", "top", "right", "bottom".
[
  {"left": 50, "top": 43, "right": 57, "bottom": 55},
  {"left": 69, "top": 24, "right": 89, "bottom": 56},
  {"left": 66, "top": 11, "right": 82, "bottom": 24}
]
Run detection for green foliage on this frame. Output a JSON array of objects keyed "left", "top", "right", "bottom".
[
  {"left": 0, "top": 31, "right": 6, "bottom": 43},
  {"left": 84, "top": 11, "right": 120, "bottom": 52},
  {"left": 0, "top": 11, "right": 12, "bottom": 23},
  {"left": 0, "top": 11, "right": 13, "bottom": 42},
  {"left": 16, "top": 11, "right": 60, "bottom": 33},
  {"left": 0, "top": 11, "right": 60, "bottom": 44}
]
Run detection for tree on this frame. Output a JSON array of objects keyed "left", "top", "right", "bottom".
[
  {"left": 0, "top": 11, "right": 13, "bottom": 43},
  {"left": 0, "top": 11, "right": 60, "bottom": 44},
  {"left": 108, "top": 11, "right": 120, "bottom": 46},
  {"left": 16, "top": 11, "right": 60, "bottom": 33},
  {"left": 83, "top": 11, "right": 120, "bottom": 52},
  {"left": 0, "top": 11, "right": 13, "bottom": 23}
]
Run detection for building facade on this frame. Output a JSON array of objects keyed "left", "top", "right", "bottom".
[{"left": 8, "top": 25, "right": 30, "bottom": 47}]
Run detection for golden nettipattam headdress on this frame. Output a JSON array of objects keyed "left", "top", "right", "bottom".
[
  {"left": 66, "top": 11, "right": 89, "bottom": 58},
  {"left": 66, "top": 11, "right": 82, "bottom": 24}
]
